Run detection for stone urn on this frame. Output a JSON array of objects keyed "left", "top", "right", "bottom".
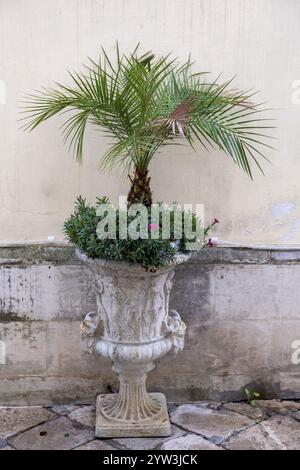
[{"left": 77, "top": 250, "right": 190, "bottom": 438}]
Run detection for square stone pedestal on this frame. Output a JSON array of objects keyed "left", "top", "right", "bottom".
[{"left": 95, "top": 393, "right": 171, "bottom": 438}]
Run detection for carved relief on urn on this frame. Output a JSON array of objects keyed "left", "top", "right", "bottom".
[{"left": 78, "top": 250, "right": 189, "bottom": 437}]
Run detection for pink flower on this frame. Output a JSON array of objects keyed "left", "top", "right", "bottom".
[
  {"left": 205, "top": 217, "right": 220, "bottom": 233},
  {"left": 210, "top": 218, "right": 220, "bottom": 228},
  {"left": 149, "top": 223, "right": 158, "bottom": 231},
  {"left": 208, "top": 238, "right": 214, "bottom": 248},
  {"left": 207, "top": 218, "right": 220, "bottom": 230}
]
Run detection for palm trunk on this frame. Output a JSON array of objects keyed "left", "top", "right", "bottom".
[{"left": 127, "top": 168, "right": 153, "bottom": 207}]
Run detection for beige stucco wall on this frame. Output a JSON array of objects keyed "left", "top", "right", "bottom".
[{"left": 0, "top": 0, "right": 299, "bottom": 244}]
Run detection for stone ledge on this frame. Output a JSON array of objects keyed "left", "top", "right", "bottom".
[
  {"left": 1, "top": 243, "right": 300, "bottom": 265},
  {"left": 0, "top": 244, "right": 78, "bottom": 266}
]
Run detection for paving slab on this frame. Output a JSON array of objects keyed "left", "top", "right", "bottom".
[
  {"left": 223, "top": 402, "right": 268, "bottom": 421},
  {"left": 260, "top": 415, "right": 300, "bottom": 450},
  {"left": 0, "top": 406, "right": 54, "bottom": 439},
  {"left": 171, "top": 403, "right": 254, "bottom": 444},
  {"left": 0, "top": 438, "right": 8, "bottom": 448},
  {"left": 8, "top": 416, "right": 94, "bottom": 450},
  {"left": 160, "top": 433, "right": 222, "bottom": 450},
  {"left": 68, "top": 405, "right": 95, "bottom": 428},
  {"left": 3, "top": 401, "right": 300, "bottom": 450},
  {"left": 51, "top": 404, "right": 82, "bottom": 416},
  {"left": 112, "top": 425, "right": 185, "bottom": 450},
  {"left": 226, "top": 415, "right": 300, "bottom": 450},
  {"left": 292, "top": 410, "right": 300, "bottom": 421},
  {"left": 255, "top": 400, "right": 300, "bottom": 415},
  {"left": 75, "top": 439, "right": 116, "bottom": 450},
  {"left": 182, "top": 401, "right": 223, "bottom": 410},
  {"left": 225, "top": 424, "right": 284, "bottom": 450}
]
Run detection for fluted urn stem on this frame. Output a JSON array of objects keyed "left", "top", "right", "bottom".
[{"left": 101, "top": 367, "right": 162, "bottom": 422}]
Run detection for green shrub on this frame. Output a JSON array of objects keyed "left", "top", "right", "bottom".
[{"left": 64, "top": 196, "right": 206, "bottom": 269}]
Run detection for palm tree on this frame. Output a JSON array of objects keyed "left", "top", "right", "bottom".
[{"left": 21, "top": 46, "right": 272, "bottom": 207}]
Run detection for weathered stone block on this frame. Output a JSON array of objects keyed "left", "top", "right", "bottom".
[
  {"left": 171, "top": 264, "right": 214, "bottom": 322},
  {"left": 0, "top": 264, "right": 95, "bottom": 321},
  {"left": 215, "top": 265, "right": 300, "bottom": 321},
  {"left": 68, "top": 405, "right": 95, "bottom": 428},
  {"left": 0, "top": 376, "right": 104, "bottom": 406},
  {"left": 0, "top": 406, "right": 53, "bottom": 439},
  {"left": 75, "top": 440, "right": 116, "bottom": 450},
  {"left": 51, "top": 404, "right": 81, "bottom": 416},
  {"left": 112, "top": 425, "right": 184, "bottom": 450},
  {"left": 147, "top": 373, "right": 212, "bottom": 402},
  {"left": 8, "top": 416, "right": 94, "bottom": 450},
  {"left": 271, "top": 322, "right": 300, "bottom": 371},
  {"left": 225, "top": 424, "right": 283, "bottom": 450},
  {"left": 223, "top": 402, "right": 268, "bottom": 421},
  {"left": 279, "top": 373, "right": 300, "bottom": 399},
  {"left": 160, "top": 433, "right": 222, "bottom": 450},
  {"left": 206, "top": 320, "right": 273, "bottom": 374},
  {"left": 255, "top": 399, "right": 300, "bottom": 415},
  {"left": 226, "top": 415, "right": 300, "bottom": 450},
  {"left": 211, "top": 372, "right": 280, "bottom": 401},
  {"left": 0, "top": 322, "right": 47, "bottom": 378},
  {"left": 170, "top": 403, "right": 254, "bottom": 444},
  {"left": 46, "top": 320, "right": 110, "bottom": 376},
  {"left": 292, "top": 410, "right": 300, "bottom": 421}
]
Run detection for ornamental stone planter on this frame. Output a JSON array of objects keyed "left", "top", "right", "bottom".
[{"left": 77, "top": 250, "right": 190, "bottom": 438}]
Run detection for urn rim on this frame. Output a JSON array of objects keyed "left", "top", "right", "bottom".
[{"left": 75, "top": 248, "right": 191, "bottom": 275}]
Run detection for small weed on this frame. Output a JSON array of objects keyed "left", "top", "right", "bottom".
[{"left": 244, "top": 387, "right": 260, "bottom": 406}]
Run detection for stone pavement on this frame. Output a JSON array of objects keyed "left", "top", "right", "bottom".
[{"left": 0, "top": 400, "right": 300, "bottom": 450}]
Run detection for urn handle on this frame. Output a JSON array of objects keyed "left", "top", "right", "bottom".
[
  {"left": 80, "top": 311, "right": 103, "bottom": 354},
  {"left": 162, "top": 309, "right": 186, "bottom": 355}
]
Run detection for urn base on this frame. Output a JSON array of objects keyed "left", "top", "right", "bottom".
[{"left": 95, "top": 393, "right": 171, "bottom": 438}]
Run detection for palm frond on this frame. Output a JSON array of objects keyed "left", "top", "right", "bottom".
[{"left": 21, "top": 46, "right": 273, "bottom": 177}]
